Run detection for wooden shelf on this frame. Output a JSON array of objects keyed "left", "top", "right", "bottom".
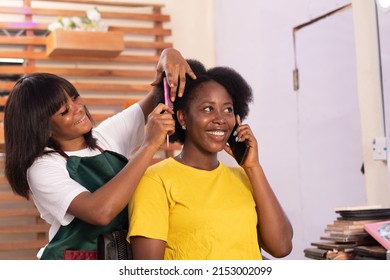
[{"left": 45, "top": 29, "right": 125, "bottom": 57}]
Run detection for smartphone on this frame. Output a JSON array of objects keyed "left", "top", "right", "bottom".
[{"left": 227, "top": 124, "right": 249, "bottom": 165}]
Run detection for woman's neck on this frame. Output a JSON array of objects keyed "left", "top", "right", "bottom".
[
  {"left": 175, "top": 148, "right": 219, "bottom": 171},
  {"left": 57, "top": 137, "right": 88, "bottom": 152}
]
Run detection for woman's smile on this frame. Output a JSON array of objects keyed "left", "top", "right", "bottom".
[
  {"left": 74, "top": 114, "right": 88, "bottom": 126},
  {"left": 206, "top": 129, "right": 228, "bottom": 142}
]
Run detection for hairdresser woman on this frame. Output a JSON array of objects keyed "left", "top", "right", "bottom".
[{"left": 4, "top": 48, "right": 196, "bottom": 260}]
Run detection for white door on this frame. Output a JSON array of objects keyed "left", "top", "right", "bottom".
[
  {"left": 376, "top": 2, "right": 390, "bottom": 194},
  {"left": 294, "top": 6, "right": 367, "bottom": 254}
]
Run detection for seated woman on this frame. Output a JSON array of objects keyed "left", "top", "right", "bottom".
[{"left": 127, "top": 59, "right": 293, "bottom": 260}]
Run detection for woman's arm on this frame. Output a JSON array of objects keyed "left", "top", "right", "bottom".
[
  {"left": 244, "top": 164, "right": 293, "bottom": 258},
  {"left": 131, "top": 236, "right": 166, "bottom": 260},
  {"left": 224, "top": 119, "right": 293, "bottom": 258},
  {"left": 68, "top": 49, "right": 194, "bottom": 226},
  {"left": 68, "top": 103, "right": 173, "bottom": 225}
]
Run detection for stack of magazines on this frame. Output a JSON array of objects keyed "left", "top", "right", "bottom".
[{"left": 304, "top": 205, "right": 390, "bottom": 260}]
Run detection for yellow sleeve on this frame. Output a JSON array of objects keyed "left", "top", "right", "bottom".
[{"left": 127, "top": 172, "right": 169, "bottom": 243}]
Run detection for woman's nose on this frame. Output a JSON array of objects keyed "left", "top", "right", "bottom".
[
  {"left": 71, "top": 101, "right": 84, "bottom": 114},
  {"left": 213, "top": 112, "right": 227, "bottom": 124}
]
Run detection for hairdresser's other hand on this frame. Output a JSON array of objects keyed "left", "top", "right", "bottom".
[
  {"left": 151, "top": 48, "right": 196, "bottom": 101},
  {"left": 143, "top": 103, "right": 175, "bottom": 151},
  {"left": 224, "top": 115, "right": 260, "bottom": 168}
]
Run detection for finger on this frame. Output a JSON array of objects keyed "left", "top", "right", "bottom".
[
  {"left": 176, "top": 66, "right": 187, "bottom": 98},
  {"left": 185, "top": 64, "right": 197, "bottom": 80},
  {"left": 223, "top": 144, "right": 234, "bottom": 157},
  {"left": 236, "top": 114, "right": 241, "bottom": 125},
  {"left": 166, "top": 122, "right": 176, "bottom": 135},
  {"left": 151, "top": 103, "right": 174, "bottom": 115},
  {"left": 239, "top": 131, "right": 251, "bottom": 142},
  {"left": 151, "top": 68, "right": 164, "bottom": 86},
  {"left": 167, "top": 63, "right": 197, "bottom": 100},
  {"left": 158, "top": 114, "right": 175, "bottom": 123},
  {"left": 176, "top": 62, "right": 196, "bottom": 98},
  {"left": 236, "top": 126, "right": 251, "bottom": 141},
  {"left": 164, "top": 118, "right": 175, "bottom": 132},
  {"left": 158, "top": 120, "right": 175, "bottom": 140},
  {"left": 166, "top": 65, "right": 180, "bottom": 102},
  {"left": 232, "top": 114, "right": 243, "bottom": 137}
]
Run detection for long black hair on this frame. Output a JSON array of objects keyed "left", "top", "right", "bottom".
[
  {"left": 154, "top": 59, "right": 253, "bottom": 144},
  {"left": 4, "top": 73, "right": 96, "bottom": 199}
]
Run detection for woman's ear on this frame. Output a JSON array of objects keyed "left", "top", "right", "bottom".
[{"left": 177, "top": 109, "right": 186, "bottom": 130}]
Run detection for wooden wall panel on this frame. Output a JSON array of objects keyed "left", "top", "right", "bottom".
[{"left": 0, "top": 0, "right": 180, "bottom": 260}]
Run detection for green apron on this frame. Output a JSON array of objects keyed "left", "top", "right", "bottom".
[{"left": 40, "top": 147, "right": 128, "bottom": 260}]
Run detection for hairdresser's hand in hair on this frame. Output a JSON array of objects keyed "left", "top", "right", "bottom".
[
  {"left": 151, "top": 48, "right": 197, "bottom": 101},
  {"left": 143, "top": 103, "right": 175, "bottom": 152},
  {"left": 139, "top": 48, "right": 196, "bottom": 123}
]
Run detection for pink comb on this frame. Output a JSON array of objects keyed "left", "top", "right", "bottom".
[{"left": 163, "top": 78, "right": 173, "bottom": 147}]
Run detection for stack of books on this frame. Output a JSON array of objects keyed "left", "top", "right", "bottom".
[{"left": 304, "top": 206, "right": 390, "bottom": 260}]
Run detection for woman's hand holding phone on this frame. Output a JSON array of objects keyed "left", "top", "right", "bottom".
[
  {"left": 225, "top": 115, "right": 259, "bottom": 167},
  {"left": 226, "top": 115, "right": 249, "bottom": 165}
]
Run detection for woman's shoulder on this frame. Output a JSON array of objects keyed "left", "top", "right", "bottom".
[
  {"left": 93, "top": 103, "right": 145, "bottom": 154},
  {"left": 32, "top": 150, "right": 65, "bottom": 165},
  {"left": 28, "top": 154, "right": 67, "bottom": 174},
  {"left": 219, "top": 161, "right": 243, "bottom": 172},
  {"left": 219, "top": 162, "right": 249, "bottom": 180},
  {"left": 95, "top": 102, "right": 143, "bottom": 130},
  {"left": 145, "top": 157, "right": 177, "bottom": 173},
  {"left": 31, "top": 147, "right": 100, "bottom": 168}
]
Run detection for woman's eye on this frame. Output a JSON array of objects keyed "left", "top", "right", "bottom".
[
  {"left": 204, "top": 106, "right": 212, "bottom": 112},
  {"left": 72, "top": 95, "right": 79, "bottom": 102},
  {"left": 224, "top": 107, "right": 234, "bottom": 114},
  {"left": 60, "top": 105, "right": 70, "bottom": 116}
]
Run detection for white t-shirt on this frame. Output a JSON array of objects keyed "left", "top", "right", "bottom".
[{"left": 27, "top": 103, "right": 145, "bottom": 248}]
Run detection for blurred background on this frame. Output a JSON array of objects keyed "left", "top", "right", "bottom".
[{"left": 1, "top": 0, "right": 390, "bottom": 260}]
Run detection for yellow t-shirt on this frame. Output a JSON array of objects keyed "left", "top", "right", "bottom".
[{"left": 128, "top": 158, "right": 262, "bottom": 260}]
